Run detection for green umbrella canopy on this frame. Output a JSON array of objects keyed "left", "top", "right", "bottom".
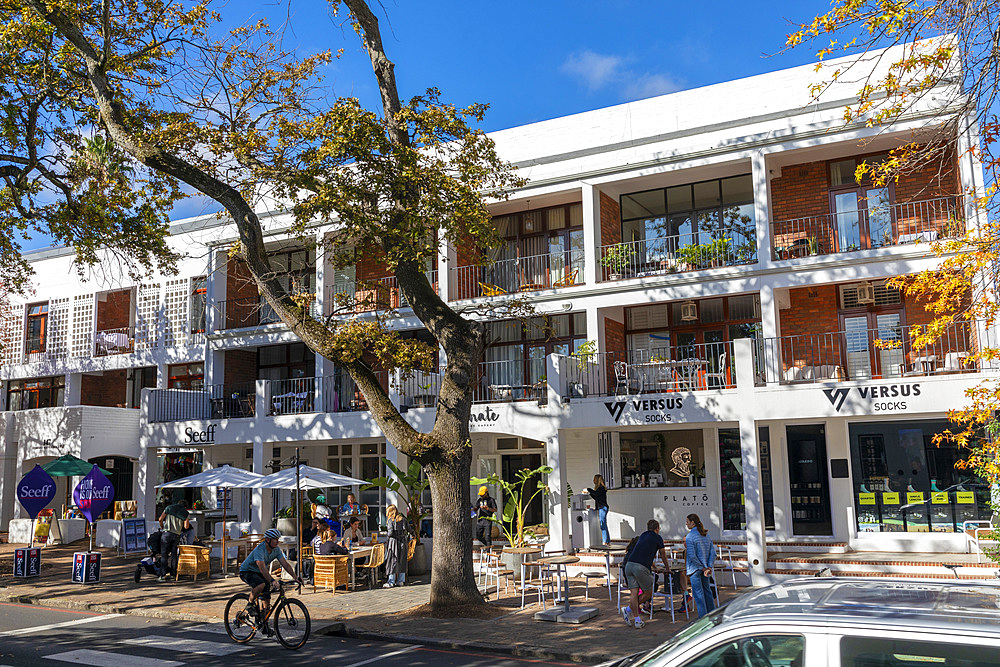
[{"left": 42, "top": 454, "right": 111, "bottom": 477}]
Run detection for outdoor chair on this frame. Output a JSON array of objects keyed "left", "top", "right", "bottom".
[
  {"left": 479, "top": 282, "right": 507, "bottom": 297},
  {"left": 614, "top": 360, "right": 640, "bottom": 395},
  {"left": 615, "top": 567, "right": 653, "bottom": 621},
  {"left": 964, "top": 514, "right": 998, "bottom": 562},
  {"left": 175, "top": 544, "right": 210, "bottom": 582},
  {"left": 313, "top": 554, "right": 349, "bottom": 593},
  {"left": 552, "top": 269, "right": 578, "bottom": 288},
  {"left": 356, "top": 542, "right": 386, "bottom": 588},
  {"left": 651, "top": 563, "right": 685, "bottom": 623},
  {"left": 704, "top": 352, "right": 728, "bottom": 388},
  {"left": 484, "top": 549, "right": 514, "bottom": 597},
  {"left": 716, "top": 545, "right": 742, "bottom": 588},
  {"left": 520, "top": 561, "right": 553, "bottom": 609}
]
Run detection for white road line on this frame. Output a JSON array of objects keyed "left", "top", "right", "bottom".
[
  {"left": 183, "top": 623, "right": 229, "bottom": 635},
  {"left": 338, "top": 644, "right": 422, "bottom": 666},
  {"left": 43, "top": 649, "right": 184, "bottom": 667},
  {"left": 123, "top": 634, "right": 248, "bottom": 656},
  {"left": 0, "top": 613, "right": 122, "bottom": 636}
]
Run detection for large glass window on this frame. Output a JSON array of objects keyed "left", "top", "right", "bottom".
[
  {"left": 626, "top": 295, "right": 761, "bottom": 361},
  {"left": 620, "top": 429, "right": 704, "bottom": 487},
  {"left": 257, "top": 342, "right": 315, "bottom": 381},
  {"left": 621, "top": 175, "right": 757, "bottom": 268},
  {"left": 484, "top": 313, "right": 587, "bottom": 395},
  {"left": 486, "top": 202, "right": 584, "bottom": 291},
  {"left": 25, "top": 303, "right": 48, "bottom": 354},
  {"left": 719, "top": 427, "right": 775, "bottom": 531},
  {"left": 6, "top": 376, "right": 64, "bottom": 410},
  {"left": 167, "top": 362, "right": 204, "bottom": 390}
]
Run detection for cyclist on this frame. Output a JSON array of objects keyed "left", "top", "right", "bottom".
[{"left": 239, "top": 528, "right": 302, "bottom": 633}]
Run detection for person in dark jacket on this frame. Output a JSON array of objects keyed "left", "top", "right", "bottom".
[
  {"left": 383, "top": 504, "right": 409, "bottom": 587},
  {"left": 474, "top": 486, "right": 497, "bottom": 546},
  {"left": 586, "top": 474, "right": 610, "bottom": 544}
]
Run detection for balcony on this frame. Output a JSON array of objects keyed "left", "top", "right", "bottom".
[
  {"left": 451, "top": 251, "right": 584, "bottom": 300},
  {"left": 328, "top": 271, "right": 438, "bottom": 315},
  {"left": 770, "top": 197, "right": 963, "bottom": 260},
  {"left": 754, "top": 320, "right": 987, "bottom": 385},
  {"left": 94, "top": 327, "right": 135, "bottom": 357},
  {"left": 598, "top": 232, "right": 756, "bottom": 282}
]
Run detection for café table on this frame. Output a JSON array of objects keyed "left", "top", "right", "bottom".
[
  {"left": 536, "top": 554, "right": 580, "bottom": 612},
  {"left": 347, "top": 544, "right": 374, "bottom": 589},
  {"left": 203, "top": 537, "right": 250, "bottom": 575},
  {"left": 588, "top": 544, "right": 626, "bottom": 599},
  {"left": 630, "top": 358, "right": 706, "bottom": 392},
  {"left": 503, "top": 546, "right": 542, "bottom": 583}
]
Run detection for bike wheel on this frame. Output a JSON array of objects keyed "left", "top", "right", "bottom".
[
  {"left": 224, "top": 593, "right": 258, "bottom": 643},
  {"left": 272, "top": 598, "right": 310, "bottom": 650}
]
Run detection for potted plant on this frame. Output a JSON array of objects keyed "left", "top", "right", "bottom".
[
  {"left": 471, "top": 464, "right": 553, "bottom": 573},
  {"left": 600, "top": 244, "right": 636, "bottom": 280},
  {"left": 362, "top": 458, "right": 431, "bottom": 574},
  {"left": 678, "top": 238, "right": 731, "bottom": 269},
  {"left": 807, "top": 236, "right": 820, "bottom": 256},
  {"left": 567, "top": 340, "right": 597, "bottom": 397}
]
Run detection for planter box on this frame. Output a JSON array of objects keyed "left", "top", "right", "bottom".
[{"left": 274, "top": 518, "right": 298, "bottom": 536}]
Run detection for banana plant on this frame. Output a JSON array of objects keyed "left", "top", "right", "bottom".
[
  {"left": 362, "top": 458, "right": 430, "bottom": 544},
  {"left": 471, "top": 464, "right": 553, "bottom": 547}
]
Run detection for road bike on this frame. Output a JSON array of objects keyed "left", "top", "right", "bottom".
[{"left": 224, "top": 579, "right": 311, "bottom": 649}]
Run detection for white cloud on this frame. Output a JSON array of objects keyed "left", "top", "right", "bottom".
[{"left": 561, "top": 50, "right": 683, "bottom": 101}]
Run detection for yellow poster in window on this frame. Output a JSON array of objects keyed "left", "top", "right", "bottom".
[
  {"left": 858, "top": 492, "right": 876, "bottom": 505},
  {"left": 956, "top": 491, "right": 975, "bottom": 504},
  {"left": 882, "top": 492, "right": 900, "bottom": 505},
  {"left": 907, "top": 492, "right": 925, "bottom": 504},
  {"left": 931, "top": 492, "right": 949, "bottom": 505}
]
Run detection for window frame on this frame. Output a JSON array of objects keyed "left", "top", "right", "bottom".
[{"left": 25, "top": 302, "right": 49, "bottom": 354}]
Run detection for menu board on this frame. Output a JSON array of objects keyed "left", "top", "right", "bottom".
[{"left": 122, "top": 517, "right": 147, "bottom": 554}]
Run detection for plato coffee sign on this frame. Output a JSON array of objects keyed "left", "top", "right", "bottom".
[
  {"left": 73, "top": 465, "right": 115, "bottom": 524},
  {"left": 16, "top": 465, "right": 57, "bottom": 520}
]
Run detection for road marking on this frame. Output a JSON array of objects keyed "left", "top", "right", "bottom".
[
  {"left": 43, "top": 649, "right": 183, "bottom": 667},
  {"left": 124, "top": 634, "right": 248, "bottom": 656},
  {"left": 184, "top": 622, "right": 228, "bottom": 635},
  {"left": 338, "top": 644, "right": 421, "bottom": 666},
  {"left": 0, "top": 613, "right": 122, "bottom": 636}
]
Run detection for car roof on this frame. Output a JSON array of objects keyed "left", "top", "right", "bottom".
[{"left": 722, "top": 578, "right": 1000, "bottom": 637}]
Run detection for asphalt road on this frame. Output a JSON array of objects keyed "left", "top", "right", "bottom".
[{"left": 0, "top": 603, "right": 578, "bottom": 666}]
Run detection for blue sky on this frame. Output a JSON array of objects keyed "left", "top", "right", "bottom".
[{"left": 21, "top": 0, "right": 837, "bottom": 250}]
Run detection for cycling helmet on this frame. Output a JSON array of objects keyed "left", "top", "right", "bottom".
[{"left": 264, "top": 528, "right": 282, "bottom": 540}]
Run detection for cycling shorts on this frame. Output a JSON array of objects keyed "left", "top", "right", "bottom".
[{"left": 240, "top": 570, "right": 271, "bottom": 599}]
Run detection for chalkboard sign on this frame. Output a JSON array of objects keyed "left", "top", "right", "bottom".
[{"left": 121, "top": 517, "right": 147, "bottom": 555}]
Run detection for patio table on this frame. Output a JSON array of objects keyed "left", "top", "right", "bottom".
[
  {"left": 588, "top": 544, "right": 626, "bottom": 597},
  {"left": 536, "top": 555, "right": 579, "bottom": 612}
]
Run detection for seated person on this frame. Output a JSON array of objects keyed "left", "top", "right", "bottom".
[
  {"left": 312, "top": 495, "right": 335, "bottom": 530},
  {"left": 303, "top": 529, "right": 347, "bottom": 582},
  {"left": 303, "top": 518, "right": 321, "bottom": 546},
  {"left": 339, "top": 493, "right": 362, "bottom": 517},
  {"left": 341, "top": 516, "right": 365, "bottom": 546}
]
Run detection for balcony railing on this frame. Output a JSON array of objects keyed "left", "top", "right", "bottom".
[
  {"left": 398, "top": 369, "right": 442, "bottom": 409},
  {"left": 754, "top": 320, "right": 988, "bottom": 385},
  {"left": 328, "top": 271, "right": 438, "bottom": 315},
  {"left": 217, "top": 297, "right": 323, "bottom": 331},
  {"left": 451, "top": 251, "right": 584, "bottom": 300},
  {"left": 598, "top": 232, "right": 756, "bottom": 282},
  {"left": 147, "top": 381, "right": 257, "bottom": 422},
  {"left": 566, "top": 342, "right": 735, "bottom": 398},
  {"left": 94, "top": 327, "right": 134, "bottom": 357},
  {"left": 770, "top": 196, "right": 963, "bottom": 260},
  {"left": 474, "top": 359, "right": 548, "bottom": 404}
]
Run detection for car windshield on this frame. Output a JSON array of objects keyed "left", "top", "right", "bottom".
[{"left": 632, "top": 607, "right": 726, "bottom": 666}]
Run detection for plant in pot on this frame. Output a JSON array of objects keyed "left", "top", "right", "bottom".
[
  {"left": 601, "top": 244, "right": 636, "bottom": 280},
  {"left": 471, "top": 464, "right": 553, "bottom": 575},
  {"left": 568, "top": 340, "right": 597, "bottom": 397},
  {"left": 362, "top": 458, "right": 431, "bottom": 574},
  {"left": 807, "top": 236, "right": 820, "bottom": 256}
]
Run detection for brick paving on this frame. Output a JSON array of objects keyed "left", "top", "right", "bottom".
[{"left": 0, "top": 539, "right": 738, "bottom": 663}]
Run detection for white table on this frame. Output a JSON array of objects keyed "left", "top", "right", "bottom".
[
  {"left": 630, "top": 358, "right": 706, "bottom": 392},
  {"left": 897, "top": 230, "right": 938, "bottom": 245}
]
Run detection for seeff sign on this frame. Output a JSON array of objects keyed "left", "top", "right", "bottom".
[
  {"left": 823, "top": 382, "right": 922, "bottom": 413},
  {"left": 73, "top": 465, "right": 115, "bottom": 524},
  {"left": 17, "top": 465, "right": 57, "bottom": 519},
  {"left": 604, "top": 397, "right": 684, "bottom": 424}
]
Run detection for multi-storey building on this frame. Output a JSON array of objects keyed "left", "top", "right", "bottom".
[{"left": 1, "top": 43, "right": 993, "bottom": 582}]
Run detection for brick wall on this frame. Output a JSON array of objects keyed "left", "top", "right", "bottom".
[
  {"left": 777, "top": 286, "right": 841, "bottom": 370},
  {"left": 599, "top": 192, "right": 621, "bottom": 247},
  {"left": 603, "top": 316, "right": 625, "bottom": 389},
  {"left": 893, "top": 145, "right": 958, "bottom": 203},
  {"left": 224, "top": 349, "right": 257, "bottom": 388},
  {"left": 95, "top": 289, "right": 131, "bottom": 331},
  {"left": 80, "top": 370, "right": 127, "bottom": 407}
]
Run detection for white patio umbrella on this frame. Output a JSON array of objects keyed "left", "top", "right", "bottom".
[
  {"left": 243, "top": 458, "right": 367, "bottom": 570},
  {"left": 156, "top": 464, "right": 263, "bottom": 576}
]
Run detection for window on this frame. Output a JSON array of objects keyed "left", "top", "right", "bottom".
[
  {"left": 487, "top": 202, "right": 584, "bottom": 291},
  {"left": 620, "top": 429, "right": 704, "bottom": 487},
  {"left": 259, "top": 248, "right": 316, "bottom": 323},
  {"left": 257, "top": 342, "right": 315, "bottom": 381},
  {"left": 190, "top": 277, "right": 207, "bottom": 333},
  {"left": 6, "top": 376, "right": 64, "bottom": 410},
  {"left": 829, "top": 154, "right": 894, "bottom": 251},
  {"left": 485, "top": 313, "right": 587, "bottom": 389},
  {"left": 127, "top": 366, "right": 158, "bottom": 409},
  {"left": 676, "top": 635, "right": 804, "bottom": 667},
  {"left": 839, "top": 282, "right": 905, "bottom": 379},
  {"left": 626, "top": 295, "right": 761, "bottom": 361},
  {"left": 25, "top": 303, "right": 48, "bottom": 354},
  {"left": 840, "top": 636, "right": 985, "bottom": 667},
  {"left": 167, "top": 362, "right": 204, "bottom": 390}
]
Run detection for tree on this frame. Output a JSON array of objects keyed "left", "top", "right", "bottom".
[
  {"left": 7, "top": 0, "right": 523, "bottom": 612},
  {"left": 786, "top": 3, "right": 1000, "bottom": 495}
]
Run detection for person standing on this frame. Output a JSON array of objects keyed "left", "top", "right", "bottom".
[
  {"left": 157, "top": 495, "right": 190, "bottom": 582},
  {"left": 620, "top": 519, "right": 669, "bottom": 629},
  {"left": 383, "top": 504, "right": 409, "bottom": 588},
  {"left": 474, "top": 486, "right": 497, "bottom": 547},
  {"left": 586, "top": 474, "right": 610, "bottom": 544},
  {"left": 685, "top": 513, "right": 717, "bottom": 618}
]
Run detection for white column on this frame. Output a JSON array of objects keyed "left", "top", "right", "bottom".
[
  {"left": 0, "top": 414, "right": 17, "bottom": 530},
  {"left": 587, "top": 308, "right": 605, "bottom": 356},
  {"left": 251, "top": 433, "right": 265, "bottom": 532},
  {"left": 546, "top": 432, "right": 569, "bottom": 554},
  {"left": 752, "top": 151, "right": 774, "bottom": 271},
  {"left": 205, "top": 246, "right": 223, "bottom": 335},
  {"left": 734, "top": 338, "right": 767, "bottom": 583},
  {"left": 438, "top": 229, "right": 455, "bottom": 302},
  {"left": 759, "top": 283, "right": 781, "bottom": 384},
  {"left": 137, "top": 388, "right": 157, "bottom": 523},
  {"left": 581, "top": 182, "right": 601, "bottom": 286},
  {"left": 64, "top": 372, "right": 82, "bottom": 406}
]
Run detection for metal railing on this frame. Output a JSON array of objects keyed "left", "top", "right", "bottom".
[
  {"left": 567, "top": 341, "right": 736, "bottom": 397},
  {"left": 598, "top": 232, "right": 756, "bottom": 282},
  {"left": 147, "top": 381, "right": 257, "bottom": 422},
  {"left": 328, "top": 271, "right": 438, "bottom": 315},
  {"left": 451, "top": 250, "right": 585, "bottom": 300},
  {"left": 397, "top": 369, "right": 442, "bottom": 408},
  {"left": 754, "top": 319, "right": 988, "bottom": 385},
  {"left": 770, "top": 196, "right": 963, "bottom": 260},
  {"left": 267, "top": 376, "right": 319, "bottom": 416},
  {"left": 93, "top": 327, "right": 134, "bottom": 357},
  {"left": 217, "top": 297, "right": 323, "bottom": 330},
  {"left": 473, "top": 359, "right": 548, "bottom": 404}
]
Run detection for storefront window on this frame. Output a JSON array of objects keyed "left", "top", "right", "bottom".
[
  {"left": 718, "top": 427, "right": 775, "bottom": 531},
  {"left": 850, "top": 420, "right": 992, "bottom": 533},
  {"left": 6, "top": 376, "right": 64, "bottom": 410},
  {"left": 620, "top": 429, "right": 704, "bottom": 487}
]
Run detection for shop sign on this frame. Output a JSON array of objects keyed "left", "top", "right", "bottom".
[
  {"left": 823, "top": 383, "right": 921, "bottom": 413},
  {"left": 183, "top": 424, "right": 216, "bottom": 444},
  {"left": 603, "top": 398, "right": 684, "bottom": 424},
  {"left": 956, "top": 491, "right": 976, "bottom": 504},
  {"left": 16, "top": 465, "right": 57, "bottom": 519},
  {"left": 662, "top": 491, "right": 710, "bottom": 507},
  {"left": 73, "top": 466, "right": 115, "bottom": 523},
  {"left": 882, "top": 492, "right": 900, "bottom": 505},
  {"left": 469, "top": 406, "right": 500, "bottom": 426}
]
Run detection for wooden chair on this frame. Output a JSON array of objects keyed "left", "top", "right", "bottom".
[
  {"left": 313, "top": 554, "right": 349, "bottom": 593},
  {"left": 553, "top": 269, "right": 578, "bottom": 288},
  {"left": 406, "top": 538, "right": 417, "bottom": 562},
  {"left": 175, "top": 544, "right": 211, "bottom": 582},
  {"left": 478, "top": 282, "right": 507, "bottom": 297},
  {"left": 356, "top": 542, "right": 386, "bottom": 589}
]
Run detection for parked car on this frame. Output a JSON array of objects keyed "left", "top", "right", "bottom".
[{"left": 597, "top": 578, "right": 1000, "bottom": 667}]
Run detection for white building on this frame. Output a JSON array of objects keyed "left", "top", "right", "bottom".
[{"left": 1, "top": 43, "right": 992, "bottom": 582}]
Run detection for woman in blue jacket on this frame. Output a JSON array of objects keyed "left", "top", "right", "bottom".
[{"left": 684, "top": 513, "right": 716, "bottom": 617}]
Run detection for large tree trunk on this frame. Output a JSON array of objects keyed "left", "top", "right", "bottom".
[{"left": 423, "top": 445, "right": 480, "bottom": 607}]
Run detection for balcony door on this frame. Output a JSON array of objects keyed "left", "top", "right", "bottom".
[
  {"left": 831, "top": 186, "right": 892, "bottom": 251},
  {"left": 841, "top": 311, "right": 904, "bottom": 380}
]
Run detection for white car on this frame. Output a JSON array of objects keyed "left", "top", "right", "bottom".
[{"left": 598, "top": 578, "right": 1000, "bottom": 667}]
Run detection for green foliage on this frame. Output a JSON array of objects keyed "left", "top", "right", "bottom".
[
  {"left": 471, "top": 464, "right": 553, "bottom": 547},
  {"left": 571, "top": 340, "right": 598, "bottom": 372},
  {"left": 600, "top": 244, "right": 635, "bottom": 274},
  {"left": 677, "top": 237, "right": 731, "bottom": 269},
  {"left": 362, "top": 458, "right": 430, "bottom": 543}
]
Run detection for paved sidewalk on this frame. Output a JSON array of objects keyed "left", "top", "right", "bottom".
[{"left": 0, "top": 540, "right": 740, "bottom": 663}]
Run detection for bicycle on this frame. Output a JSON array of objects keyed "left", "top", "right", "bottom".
[{"left": 224, "top": 579, "right": 311, "bottom": 650}]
